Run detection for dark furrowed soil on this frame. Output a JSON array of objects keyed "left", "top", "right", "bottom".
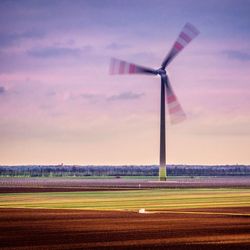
[{"left": 1, "top": 207, "right": 250, "bottom": 250}]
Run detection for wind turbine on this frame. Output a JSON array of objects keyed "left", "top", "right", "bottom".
[{"left": 110, "top": 23, "right": 199, "bottom": 181}]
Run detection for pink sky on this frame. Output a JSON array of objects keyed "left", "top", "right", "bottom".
[{"left": 0, "top": 0, "right": 250, "bottom": 165}]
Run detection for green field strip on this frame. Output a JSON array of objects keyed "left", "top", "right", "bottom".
[
  {"left": 0, "top": 188, "right": 250, "bottom": 211},
  {"left": 2, "top": 194, "right": 249, "bottom": 205}
]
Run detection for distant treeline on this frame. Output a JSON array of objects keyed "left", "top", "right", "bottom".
[{"left": 0, "top": 165, "right": 250, "bottom": 177}]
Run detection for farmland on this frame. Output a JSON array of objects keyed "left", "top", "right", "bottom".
[
  {"left": 1, "top": 207, "right": 250, "bottom": 250},
  {"left": 1, "top": 188, "right": 250, "bottom": 211},
  {"left": 1, "top": 178, "right": 250, "bottom": 249},
  {"left": 1, "top": 176, "right": 250, "bottom": 193}
]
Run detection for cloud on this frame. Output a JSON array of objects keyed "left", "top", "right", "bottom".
[
  {"left": 224, "top": 50, "right": 250, "bottom": 61},
  {"left": 81, "top": 93, "right": 98, "bottom": 100},
  {"left": 0, "top": 44, "right": 95, "bottom": 73},
  {"left": 106, "top": 42, "right": 130, "bottom": 50},
  {"left": 107, "top": 91, "right": 144, "bottom": 101},
  {"left": 0, "top": 86, "right": 5, "bottom": 95},
  {"left": 0, "top": 86, "right": 6, "bottom": 95},
  {"left": 0, "top": 30, "right": 44, "bottom": 48},
  {"left": 27, "top": 46, "right": 81, "bottom": 58}
]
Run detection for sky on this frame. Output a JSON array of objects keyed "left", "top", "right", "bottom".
[{"left": 0, "top": 0, "right": 250, "bottom": 165}]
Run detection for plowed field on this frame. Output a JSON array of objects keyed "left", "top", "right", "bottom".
[{"left": 1, "top": 207, "right": 250, "bottom": 249}]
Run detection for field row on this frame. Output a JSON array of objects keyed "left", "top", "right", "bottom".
[{"left": 1, "top": 188, "right": 250, "bottom": 211}]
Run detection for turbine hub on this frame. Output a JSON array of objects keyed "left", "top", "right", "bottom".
[{"left": 157, "top": 68, "right": 167, "bottom": 76}]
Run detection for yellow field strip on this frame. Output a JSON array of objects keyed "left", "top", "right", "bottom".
[{"left": 0, "top": 188, "right": 250, "bottom": 212}]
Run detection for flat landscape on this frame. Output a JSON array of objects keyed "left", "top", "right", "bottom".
[
  {"left": 1, "top": 176, "right": 250, "bottom": 192},
  {"left": 1, "top": 177, "right": 250, "bottom": 249},
  {"left": 2, "top": 0, "right": 250, "bottom": 249}
]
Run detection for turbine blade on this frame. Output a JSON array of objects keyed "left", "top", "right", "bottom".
[
  {"left": 161, "top": 23, "right": 200, "bottom": 69},
  {"left": 110, "top": 58, "right": 157, "bottom": 75},
  {"left": 164, "top": 76, "right": 186, "bottom": 124}
]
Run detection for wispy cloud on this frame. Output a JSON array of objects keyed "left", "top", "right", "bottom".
[
  {"left": 27, "top": 46, "right": 81, "bottom": 58},
  {"left": 0, "top": 86, "right": 6, "bottom": 95},
  {"left": 81, "top": 93, "right": 99, "bottom": 100},
  {"left": 69, "top": 92, "right": 145, "bottom": 103},
  {"left": 224, "top": 50, "right": 250, "bottom": 61},
  {"left": 106, "top": 42, "right": 130, "bottom": 50},
  {"left": 0, "top": 30, "right": 44, "bottom": 48},
  {"left": 107, "top": 91, "right": 144, "bottom": 101}
]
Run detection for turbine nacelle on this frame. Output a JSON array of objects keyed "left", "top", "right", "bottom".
[{"left": 156, "top": 68, "right": 167, "bottom": 77}]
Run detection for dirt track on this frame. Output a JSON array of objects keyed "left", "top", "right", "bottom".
[{"left": 1, "top": 207, "right": 250, "bottom": 250}]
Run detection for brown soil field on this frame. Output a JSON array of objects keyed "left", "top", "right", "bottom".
[
  {"left": 0, "top": 207, "right": 250, "bottom": 250},
  {"left": 1, "top": 177, "right": 250, "bottom": 193},
  {"left": 1, "top": 178, "right": 250, "bottom": 249}
]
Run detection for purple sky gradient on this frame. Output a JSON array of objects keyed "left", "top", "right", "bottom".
[{"left": 0, "top": 0, "right": 250, "bottom": 165}]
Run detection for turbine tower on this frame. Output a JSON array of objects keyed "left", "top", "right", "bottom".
[{"left": 110, "top": 23, "right": 199, "bottom": 181}]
